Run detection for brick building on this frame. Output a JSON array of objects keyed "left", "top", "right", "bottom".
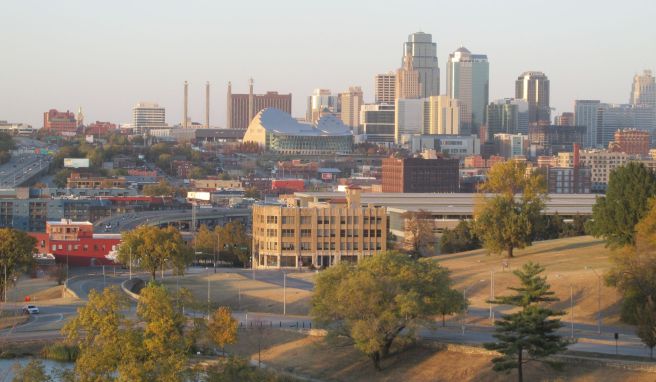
[
  {"left": 381, "top": 156, "right": 459, "bottom": 193},
  {"left": 85, "top": 121, "right": 117, "bottom": 136},
  {"left": 43, "top": 109, "right": 77, "bottom": 136},
  {"left": 609, "top": 129, "right": 650, "bottom": 156},
  {"left": 67, "top": 172, "right": 127, "bottom": 189}
]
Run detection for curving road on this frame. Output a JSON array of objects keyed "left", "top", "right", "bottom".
[{"left": 94, "top": 208, "right": 251, "bottom": 233}]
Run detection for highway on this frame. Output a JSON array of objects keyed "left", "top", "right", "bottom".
[
  {"left": 94, "top": 208, "right": 251, "bottom": 233},
  {"left": 0, "top": 153, "right": 51, "bottom": 188}
]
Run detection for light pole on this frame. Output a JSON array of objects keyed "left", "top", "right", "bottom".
[
  {"left": 206, "top": 267, "right": 211, "bottom": 320},
  {"left": 463, "top": 279, "right": 486, "bottom": 335},
  {"left": 283, "top": 272, "right": 287, "bottom": 316},
  {"left": 586, "top": 266, "right": 602, "bottom": 334},
  {"left": 489, "top": 270, "right": 495, "bottom": 322}
]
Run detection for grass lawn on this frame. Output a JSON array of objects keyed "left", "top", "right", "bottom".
[
  {"left": 226, "top": 329, "right": 656, "bottom": 382},
  {"left": 161, "top": 273, "right": 312, "bottom": 316},
  {"left": 434, "top": 236, "right": 623, "bottom": 327}
]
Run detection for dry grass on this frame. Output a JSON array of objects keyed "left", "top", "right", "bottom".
[
  {"left": 161, "top": 273, "right": 311, "bottom": 315},
  {"left": 227, "top": 329, "right": 656, "bottom": 382},
  {"left": 434, "top": 236, "right": 624, "bottom": 327}
]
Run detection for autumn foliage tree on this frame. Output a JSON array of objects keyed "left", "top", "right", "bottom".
[
  {"left": 0, "top": 228, "right": 36, "bottom": 301},
  {"left": 208, "top": 306, "right": 238, "bottom": 352},
  {"left": 474, "top": 161, "right": 546, "bottom": 258},
  {"left": 401, "top": 210, "right": 435, "bottom": 257}
]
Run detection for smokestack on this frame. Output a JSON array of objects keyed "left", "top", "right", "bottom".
[
  {"left": 227, "top": 81, "right": 232, "bottom": 129},
  {"left": 183, "top": 81, "right": 189, "bottom": 128},
  {"left": 573, "top": 143, "right": 580, "bottom": 168},
  {"left": 205, "top": 81, "right": 210, "bottom": 128},
  {"left": 248, "top": 78, "right": 254, "bottom": 122}
]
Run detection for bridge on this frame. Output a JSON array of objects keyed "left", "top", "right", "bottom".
[{"left": 94, "top": 207, "right": 251, "bottom": 233}]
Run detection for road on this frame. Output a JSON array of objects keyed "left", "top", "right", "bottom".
[
  {"left": 1, "top": 269, "right": 654, "bottom": 360},
  {"left": 0, "top": 153, "right": 51, "bottom": 188},
  {"left": 94, "top": 208, "right": 251, "bottom": 233}
]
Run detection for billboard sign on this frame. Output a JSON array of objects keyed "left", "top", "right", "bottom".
[
  {"left": 187, "top": 191, "right": 211, "bottom": 201},
  {"left": 64, "top": 158, "right": 90, "bottom": 168}
]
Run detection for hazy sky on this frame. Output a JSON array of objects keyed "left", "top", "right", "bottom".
[{"left": 2, "top": 0, "right": 655, "bottom": 128}]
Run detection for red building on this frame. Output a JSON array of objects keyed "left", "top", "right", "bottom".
[
  {"left": 271, "top": 179, "right": 305, "bottom": 192},
  {"left": 30, "top": 219, "right": 121, "bottom": 266},
  {"left": 381, "top": 157, "right": 459, "bottom": 193},
  {"left": 43, "top": 109, "right": 78, "bottom": 136},
  {"left": 85, "top": 121, "right": 117, "bottom": 136},
  {"left": 609, "top": 129, "right": 650, "bottom": 156}
]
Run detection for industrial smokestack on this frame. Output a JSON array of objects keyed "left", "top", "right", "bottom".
[
  {"left": 183, "top": 81, "right": 189, "bottom": 128},
  {"left": 205, "top": 81, "right": 210, "bottom": 128}
]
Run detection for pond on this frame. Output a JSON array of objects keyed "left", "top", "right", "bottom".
[{"left": 0, "top": 358, "right": 73, "bottom": 381}]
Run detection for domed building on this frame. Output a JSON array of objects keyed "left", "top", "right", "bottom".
[{"left": 242, "top": 108, "right": 353, "bottom": 155}]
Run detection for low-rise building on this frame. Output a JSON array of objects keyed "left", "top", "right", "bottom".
[
  {"left": 252, "top": 186, "right": 387, "bottom": 268},
  {"left": 66, "top": 172, "right": 127, "bottom": 189},
  {"left": 608, "top": 129, "right": 650, "bottom": 156}
]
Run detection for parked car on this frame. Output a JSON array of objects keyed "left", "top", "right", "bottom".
[{"left": 23, "top": 305, "right": 39, "bottom": 315}]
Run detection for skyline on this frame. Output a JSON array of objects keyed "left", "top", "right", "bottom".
[{"left": 2, "top": 0, "right": 655, "bottom": 128}]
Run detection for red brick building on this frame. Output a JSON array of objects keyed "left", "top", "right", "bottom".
[
  {"left": 85, "top": 121, "right": 117, "bottom": 136},
  {"left": 30, "top": 219, "right": 121, "bottom": 266},
  {"left": 609, "top": 129, "right": 650, "bottom": 156},
  {"left": 43, "top": 109, "right": 77, "bottom": 135},
  {"left": 381, "top": 157, "right": 459, "bottom": 193}
]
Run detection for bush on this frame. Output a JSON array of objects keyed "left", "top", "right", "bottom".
[
  {"left": 440, "top": 220, "right": 480, "bottom": 254},
  {"left": 41, "top": 343, "right": 79, "bottom": 362}
]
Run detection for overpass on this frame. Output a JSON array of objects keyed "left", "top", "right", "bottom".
[{"left": 94, "top": 207, "right": 251, "bottom": 233}]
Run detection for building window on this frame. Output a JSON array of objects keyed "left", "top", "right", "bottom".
[
  {"left": 301, "top": 229, "right": 311, "bottom": 237},
  {"left": 282, "top": 229, "right": 295, "bottom": 237},
  {"left": 300, "top": 216, "right": 311, "bottom": 225}
]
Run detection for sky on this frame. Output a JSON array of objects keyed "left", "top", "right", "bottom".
[{"left": 1, "top": 0, "right": 655, "bottom": 129}]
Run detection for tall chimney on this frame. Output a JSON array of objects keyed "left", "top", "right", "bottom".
[
  {"left": 183, "top": 81, "right": 189, "bottom": 128},
  {"left": 227, "top": 81, "right": 232, "bottom": 129},
  {"left": 248, "top": 78, "right": 254, "bottom": 122},
  {"left": 205, "top": 81, "right": 210, "bottom": 128}
]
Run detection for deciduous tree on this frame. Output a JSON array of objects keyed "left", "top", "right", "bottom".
[
  {"left": 12, "top": 359, "right": 52, "bottom": 382},
  {"left": 474, "top": 161, "right": 546, "bottom": 258},
  {"left": 208, "top": 306, "right": 238, "bottom": 352},
  {"left": 118, "top": 226, "right": 190, "bottom": 280},
  {"left": 635, "top": 297, "right": 656, "bottom": 359},
  {"left": 484, "top": 262, "right": 570, "bottom": 382},
  {"left": 587, "top": 162, "right": 656, "bottom": 248},
  {"left": 0, "top": 228, "right": 36, "bottom": 301},
  {"left": 401, "top": 210, "right": 435, "bottom": 257},
  {"left": 311, "top": 251, "right": 461, "bottom": 370}
]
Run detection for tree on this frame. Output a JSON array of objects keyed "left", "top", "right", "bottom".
[
  {"left": 62, "top": 287, "right": 131, "bottom": 381},
  {"left": 216, "top": 221, "right": 251, "bottom": 266},
  {"left": 12, "top": 359, "right": 52, "bottom": 382},
  {"left": 53, "top": 168, "right": 73, "bottom": 188},
  {"left": 194, "top": 224, "right": 218, "bottom": 265},
  {"left": 311, "top": 251, "right": 461, "bottom": 370},
  {"left": 138, "top": 283, "right": 189, "bottom": 381},
  {"left": 118, "top": 225, "right": 190, "bottom": 280},
  {"left": 244, "top": 187, "right": 260, "bottom": 199},
  {"left": 208, "top": 306, "right": 238, "bottom": 352},
  {"left": 587, "top": 162, "right": 656, "bottom": 248},
  {"left": 402, "top": 210, "right": 435, "bottom": 257},
  {"left": 440, "top": 220, "right": 480, "bottom": 254},
  {"left": 484, "top": 262, "right": 570, "bottom": 382},
  {"left": 474, "top": 161, "right": 546, "bottom": 258},
  {"left": 0, "top": 228, "right": 36, "bottom": 301},
  {"left": 143, "top": 180, "right": 176, "bottom": 197},
  {"left": 606, "top": 198, "right": 656, "bottom": 322},
  {"left": 635, "top": 297, "right": 656, "bottom": 359}
]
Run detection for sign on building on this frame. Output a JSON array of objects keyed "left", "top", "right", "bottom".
[{"left": 64, "top": 158, "right": 90, "bottom": 168}]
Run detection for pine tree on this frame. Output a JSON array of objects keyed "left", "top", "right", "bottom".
[{"left": 484, "top": 262, "right": 570, "bottom": 382}]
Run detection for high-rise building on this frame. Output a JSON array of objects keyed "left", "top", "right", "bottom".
[
  {"left": 446, "top": 47, "right": 489, "bottom": 135},
  {"left": 493, "top": 133, "right": 527, "bottom": 159},
  {"left": 395, "top": 53, "right": 422, "bottom": 100},
  {"left": 574, "top": 100, "right": 602, "bottom": 148},
  {"left": 427, "top": 96, "right": 460, "bottom": 135},
  {"left": 361, "top": 104, "right": 395, "bottom": 143},
  {"left": 395, "top": 98, "right": 426, "bottom": 144},
  {"left": 403, "top": 32, "right": 440, "bottom": 97},
  {"left": 555, "top": 112, "right": 575, "bottom": 126},
  {"left": 340, "top": 86, "right": 364, "bottom": 129},
  {"left": 132, "top": 102, "right": 166, "bottom": 134},
  {"left": 381, "top": 156, "right": 459, "bottom": 193},
  {"left": 529, "top": 125, "right": 585, "bottom": 156},
  {"left": 226, "top": 79, "right": 292, "bottom": 129},
  {"left": 43, "top": 109, "right": 78, "bottom": 136},
  {"left": 374, "top": 72, "right": 396, "bottom": 104},
  {"left": 306, "top": 89, "right": 339, "bottom": 124},
  {"left": 631, "top": 69, "right": 656, "bottom": 107},
  {"left": 515, "top": 71, "right": 551, "bottom": 125},
  {"left": 596, "top": 104, "right": 636, "bottom": 148},
  {"left": 487, "top": 99, "right": 529, "bottom": 138}
]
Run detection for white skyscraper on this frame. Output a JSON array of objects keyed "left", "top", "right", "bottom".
[
  {"left": 631, "top": 70, "right": 656, "bottom": 107},
  {"left": 374, "top": 72, "right": 396, "bottom": 104},
  {"left": 574, "top": 100, "right": 602, "bottom": 148},
  {"left": 395, "top": 98, "right": 426, "bottom": 144},
  {"left": 132, "top": 102, "right": 166, "bottom": 134},
  {"left": 403, "top": 32, "right": 440, "bottom": 98},
  {"left": 446, "top": 47, "right": 489, "bottom": 136}
]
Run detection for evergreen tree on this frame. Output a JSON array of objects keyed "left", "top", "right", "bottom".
[{"left": 484, "top": 262, "right": 570, "bottom": 382}]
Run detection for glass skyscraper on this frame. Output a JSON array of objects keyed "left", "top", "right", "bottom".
[
  {"left": 403, "top": 32, "right": 440, "bottom": 98},
  {"left": 446, "top": 47, "right": 489, "bottom": 136}
]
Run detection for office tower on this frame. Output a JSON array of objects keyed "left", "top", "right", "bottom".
[
  {"left": 75, "top": 107, "right": 84, "bottom": 128},
  {"left": 403, "top": 32, "right": 440, "bottom": 97},
  {"left": 529, "top": 125, "right": 585, "bottom": 156},
  {"left": 183, "top": 81, "right": 189, "bottom": 128},
  {"left": 596, "top": 104, "right": 636, "bottom": 148},
  {"left": 226, "top": 79, "right": 292, "bottom": 129},
  {"left": 427, "top": 96, "right": 460, "bottom": 135},
  {"left": 631, "top": 69, "right": 656, "bottom": 107},
  {"left": 395, "top": 53, "right": 422, "bottom": 99},
  {"left": 43, "top": 109, "right": 78, "bottom": 135},
  {"left": 382, "top": 156, "right": 459, "bottom": 193},
  {"left": 132, "top": 102, "right": 166, "bottom": 134},
  {"left": 306, "top": 89, "right": 339, "bottom": 124},
  {"left": 493, "top": 134, "right": 527, "bottom": 159},
  {"left": 340, "top": 86, "right": 364, "bottom": 129},
  {"left": 574, "top": 100, "right": 602, "bottom": 147},
  {"left": 375, "top": 72, "right": 396, "bottom": 104},
  {"left": 205, "top": 81, "right": 210, "bottom": 128},
  {"left": 360, "top": 104, "right": 395, "bottom": 143},
  {"left": 555, "top": 112, "right": 574, "bottom": 126},
  {"left": 515, "top": 71, "right": 551, "bottom": 125},
  {"left": 487, "top": 99, "right": 529, "bottom": 138},
  {"left": 446, "top": 47, "right": 489, "bottom": 135},
  {"left": 395, "top": 98, "right": 426, "bottom": 144}
]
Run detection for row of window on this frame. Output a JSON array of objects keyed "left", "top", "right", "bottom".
[{"left": 262, "top": 215, "right": 383, "bottom": 225}]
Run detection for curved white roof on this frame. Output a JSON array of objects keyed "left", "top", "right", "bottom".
[{"left": 251, "top": 108, "right": 352, "bottom": 137}]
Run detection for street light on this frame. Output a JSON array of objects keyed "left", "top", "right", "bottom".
[
  {"left": 206, "top": 267, "right": 211, "bottom": 320},
  {"left": 283, "top": 272, "right": 287, "bottom": 316},
  {"left": 585, "top": 266, "right": 602, "bottom": 334}
]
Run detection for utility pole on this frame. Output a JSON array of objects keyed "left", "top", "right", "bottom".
[
  {"left": 570, "top": 284, "right": 574, "bottom": 338},
  {"left": 129, "top": 246, "right": 132, "bottom": 280},
  {"left": 489, "top": 270, "right": 495, "bottom": 322},
  {"left": 207, "top": 267, "right": 211, "bottom": 320},
  {"left": 283, "top": 272, "right": 287, "bottom": 316}
]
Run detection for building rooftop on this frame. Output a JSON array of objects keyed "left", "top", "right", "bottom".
[{"left": 250, "top": 108, "right": 352, "bottom": 137}]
